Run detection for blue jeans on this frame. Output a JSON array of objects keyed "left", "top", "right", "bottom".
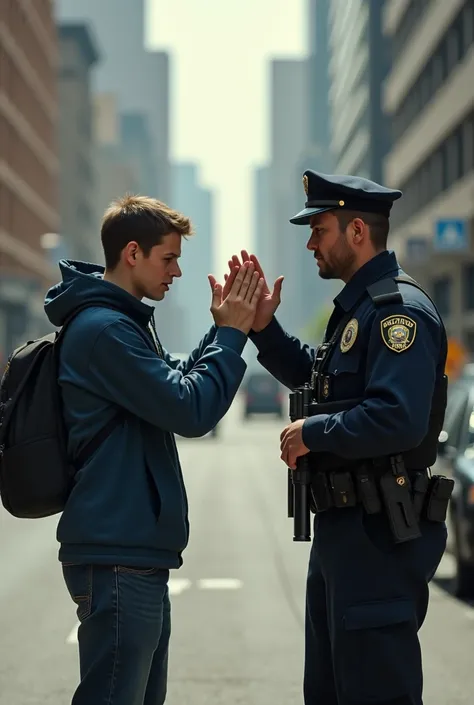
[{"left": 62, "top": 564, "right": 171, "bottom": 705}]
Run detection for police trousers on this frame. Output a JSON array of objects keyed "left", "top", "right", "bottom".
[{"left": 304, "top": 505, "right": 447, "bottom": 705}]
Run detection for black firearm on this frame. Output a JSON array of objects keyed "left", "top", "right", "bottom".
[
  {"left": 287, "top": 389, "right": 364, "bottom": 541},
  {"left": 288, "top": 384, "right": 313, "bottom": 542}
]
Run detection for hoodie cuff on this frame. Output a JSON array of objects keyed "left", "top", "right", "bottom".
[{"left": 213, "top": 326, "right": 247, "bottom": 355}]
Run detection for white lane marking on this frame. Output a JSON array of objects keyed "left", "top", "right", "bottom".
[
  {"left": 66, "top": 623, "right": 79, "bottom": 645},
  {"left": 197, "top": 578, "right": 243, "bottom": 590},
  {"left": 168, "top": 578, "right": 192, "bottom": 595}
]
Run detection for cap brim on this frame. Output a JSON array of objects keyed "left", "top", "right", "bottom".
[{"left": 289, "top": 206, "right": 333, "bottom": 226}]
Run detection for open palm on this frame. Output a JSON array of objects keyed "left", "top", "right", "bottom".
[{"left": 224, "top": 250, "right": 283, "bottom": 332}]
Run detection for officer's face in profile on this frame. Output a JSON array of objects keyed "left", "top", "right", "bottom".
[
  {"left": 129, "top": 232, "right": 183, "bottom": 301},
  {"left": 307, "top": 212, "right": 356, "bottom": 282}
]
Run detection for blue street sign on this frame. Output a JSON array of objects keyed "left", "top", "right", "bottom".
[{"left": 433, "top": 219, "right": 468, "bottom": 252}]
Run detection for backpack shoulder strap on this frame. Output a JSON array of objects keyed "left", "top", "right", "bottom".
[
  {"left": 53, "top": 303, "right": 125, "bottom": 469},
  {"left": 74, "top": 415, "right": 122, "bottom": 470},
  {"left": 55, "top": 302, "right": 123, "bottom": 345}
]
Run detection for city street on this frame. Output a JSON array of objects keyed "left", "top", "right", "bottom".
[{"left": 0, "top": 395, "right": 473, "bottom": 704}]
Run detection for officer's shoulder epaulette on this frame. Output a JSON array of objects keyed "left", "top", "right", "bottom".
[
  {"left": 366, "top": 277, "right": 403, "bottom": 307},
  {"left": 367, "top": 275, "right": 441, "bottom": 312}
]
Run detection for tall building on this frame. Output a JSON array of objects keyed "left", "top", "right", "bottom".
[
  {"left": 268, "top": 58, "right": 309, "bottom": 332},
  {"left": 120, "top": 113, "right": 157, "bottom": 197},
  {"left": 56, "top": 0, "right": 170, "bottom": 202},
  {"left": 307, "top": 0, "right": 333, "bottom": 173},
  {"left": 93, "top": 93, "right": 141, "bottom": 257},
  {"left": 253, "top": 165, "right": 272, "bottom": 270},
  {"left": 170, "top": 163, "right": 214, "bottom": 352},
  {"left": 0, "top": 0, "right": 59, "bottom": 361},
  {"left": 328, "top": 0, "right": 389, "bottom": 181},
  {"left": 383, "top": 0, "right": 474, "bottom": 349},
  {"left": 58, "top": 23, "right": 101, "bottom": 263}
]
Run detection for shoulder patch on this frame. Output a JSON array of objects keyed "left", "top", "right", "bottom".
[{"left": 380, "top": 314, "right": 416, "bottom": 353}]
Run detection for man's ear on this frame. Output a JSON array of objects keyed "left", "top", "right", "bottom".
[
  {"left": 351, "top": 217, "right": 365, "bottom": 244},
  {"left": 124, "top": 241, "right": 139, "bottom": 265}
]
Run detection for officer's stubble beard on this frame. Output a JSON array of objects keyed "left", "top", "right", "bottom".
[{"left": 316, "top": 228, "right": 356, "bottom": 283}]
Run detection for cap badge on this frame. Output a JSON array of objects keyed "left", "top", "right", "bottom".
[{"left": 303, "top": 174, "right": 309, "bottom": 196}]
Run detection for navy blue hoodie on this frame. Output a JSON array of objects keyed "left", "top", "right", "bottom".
[{"left": 44, "top": 260, "right": 248, "bottom": 568}]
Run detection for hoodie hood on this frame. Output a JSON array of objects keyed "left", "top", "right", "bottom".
[{"left": 44, "top": 260, "right": 154, "bottom": 328}]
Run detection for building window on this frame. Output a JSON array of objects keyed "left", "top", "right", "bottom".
[
  {"left": 393, "top": 2, "right": 474, "bottom": 141},
  {"left": 392, "top": 0, "right": 434, "bottom": 62},
  {"left": 463, "top": 264, "right": 474, "bottom": 311},
  {"left": 432, "top": 277, "right": 452, "bottom": 318},
  {"left": 392, "top": 109, "right": 474, "bottom": 230},
  {"left": 463, "top": 115, "right": 474, "bottom": 174}
]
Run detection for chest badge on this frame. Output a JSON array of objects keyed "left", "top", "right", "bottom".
[{"left": 340, "top": 318, "right": 358, "bottom": 353}]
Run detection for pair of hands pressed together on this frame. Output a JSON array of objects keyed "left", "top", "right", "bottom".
[{"left": 208, "top": 251, "right": 310, "bottom": 469}]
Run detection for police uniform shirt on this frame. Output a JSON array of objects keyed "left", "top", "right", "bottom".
[{"left": 249, "top": 171, "right": 447, "bottom": 461}]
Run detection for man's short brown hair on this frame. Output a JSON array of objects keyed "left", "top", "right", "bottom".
[
  {"left": 335, "top": 210, "right": 389, "bottom": 251},
  {"left": 101, "top": 194, "right": 193, "bottom": 269}
]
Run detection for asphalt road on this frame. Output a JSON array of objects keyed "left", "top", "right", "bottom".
[{"left": 0, "top": 396, "right": 473, "bottom": 704}]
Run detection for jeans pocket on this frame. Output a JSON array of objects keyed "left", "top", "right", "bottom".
[
  {"left": 62, "top": 564, "right": 93, "bottom": 621},
  {"left": 340, "top": 598, "right": 421, "bottom": 701},
  {"left": 116, "top": 566, "right": 163, "bottom": 575}
]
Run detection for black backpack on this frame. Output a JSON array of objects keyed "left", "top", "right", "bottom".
[{"left": 0, "top": 304, "right": 121, "bottom": 519}]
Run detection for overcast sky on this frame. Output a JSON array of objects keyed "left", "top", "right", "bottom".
[{"left": 147, "top": 0, "right": 306, "bottom": 274}]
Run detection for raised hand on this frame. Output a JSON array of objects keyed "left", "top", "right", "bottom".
[
  {"left": 208, "top": 262, "right": 264, "bottom": 335},
  {"left": 224, "top": 250, "right": 283, "bottom": 332}
]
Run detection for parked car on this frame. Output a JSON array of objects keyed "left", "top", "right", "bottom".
[
  {"left": 436, "top": 373, "right": 474, "bottom": 597},
  {"left": 243, "top": 371, "right": 284, "bottom": 419},
  {"left": 170, "top": 352, "right": 218, "bottom": 438}
]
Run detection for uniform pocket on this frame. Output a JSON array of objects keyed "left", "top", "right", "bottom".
[
  {"left": 340, "top": 598, "right": 421, "bottom": 701},
  {"left": 62, "top": 564, "right": 93, "bottom": 622},
  {"left": 326, "top": 348, "right": 364, "bottom": 399},
  {"left": 327, "top": 350, "right": 362, "bottom": 375}
]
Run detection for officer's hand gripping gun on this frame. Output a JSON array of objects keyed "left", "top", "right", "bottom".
[{"left": 288, "top": 384, "right": 312, "bottom": 542}]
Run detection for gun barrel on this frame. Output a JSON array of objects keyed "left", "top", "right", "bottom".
[
  {"left": 292, "top": 456, "right": 312, "bottom": 541},
  {"left": 287, "top": 469, "right": 294, "bottom": 518}
]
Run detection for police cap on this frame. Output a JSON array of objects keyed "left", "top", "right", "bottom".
[{"left": 290, "top": 170, "right": 402, "bottom": 226}]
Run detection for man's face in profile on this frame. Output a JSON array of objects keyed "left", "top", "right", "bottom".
[{"left": 132, "top": 232, "right": 183, "bottom": 301}]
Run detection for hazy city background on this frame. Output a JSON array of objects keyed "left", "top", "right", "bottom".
[
  {"left": 1, "top": 0, "right": 473, "bottom": 366},
  {"left": 2, "top": 3, "right": 474, "bottom": 703}
]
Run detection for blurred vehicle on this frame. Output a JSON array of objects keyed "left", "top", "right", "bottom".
[
  {"left": 170, "top": 352, "right": 218, "bottom": 438},
  {"left": 243, "top": 371, "right": 284, "bottom": 419},
  {"left": 436, "top": 372, "right": 474, "bottom": 598}
]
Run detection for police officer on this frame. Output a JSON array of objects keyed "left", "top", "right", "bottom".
[{"left": 224, "top": 170, "right": 449, "bottom": 705}]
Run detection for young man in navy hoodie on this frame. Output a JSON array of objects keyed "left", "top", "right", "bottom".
[{"left": 44, "top": 195, "right": 264, "bottom": 705}]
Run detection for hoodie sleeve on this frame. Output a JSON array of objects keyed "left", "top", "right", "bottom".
[
  {"left": 87, "top": 320, "right": 247, "bottom": 437},
  {"left": 163, "top": 325, "right": 218, "bottom": 374}
]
